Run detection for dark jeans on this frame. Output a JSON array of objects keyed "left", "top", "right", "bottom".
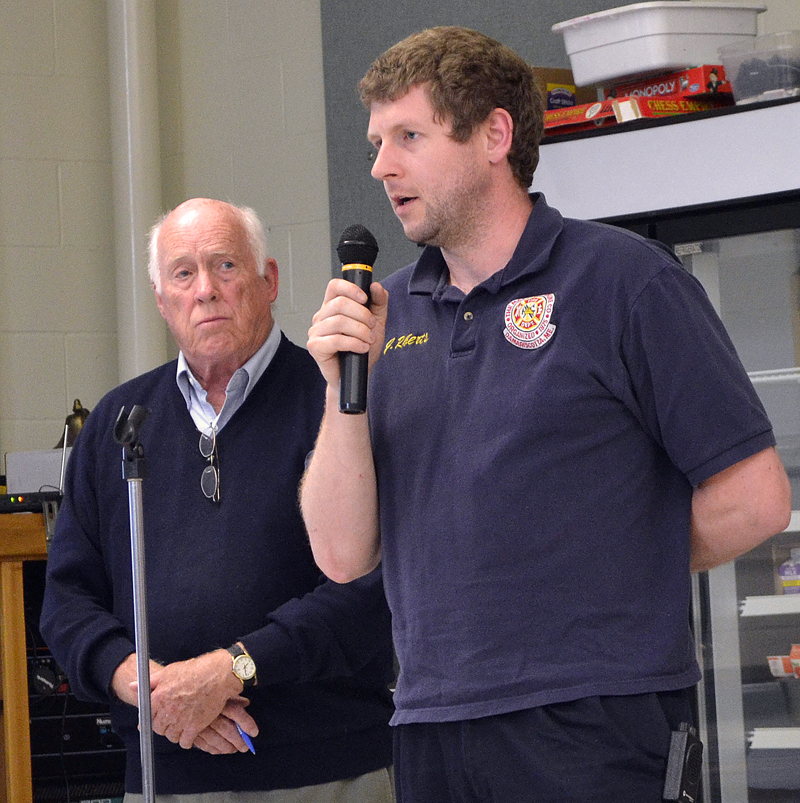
[{"left": 393, "top": 689, "right": 694, "bottom": 803}]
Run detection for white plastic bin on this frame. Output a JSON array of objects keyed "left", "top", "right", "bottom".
[{"left": 552, "top": 1, "right": 766, "bottom": 86}]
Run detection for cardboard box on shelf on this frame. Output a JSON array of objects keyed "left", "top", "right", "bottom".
[
  {"left": 768, "top": 655, "right": 795, "bottom": 678},
  {"left": 533, "top": 67, "right": 597, "bottom": 110},
  {"left": 544, "top": 98, "right": 617, "bottom": 135},
  {"left": 604, "top": 64, "right": 733, "bottom": 100},
  {"left": 792, "top": 644, "right": 800, "bottom": 679},
  {"left": 612, "top": 93, "right": 732, "bottom": 123}
]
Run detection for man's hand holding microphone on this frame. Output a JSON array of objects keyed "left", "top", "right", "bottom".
[{"left": 308, "top": 225, "right": 387, "bottom": 414}]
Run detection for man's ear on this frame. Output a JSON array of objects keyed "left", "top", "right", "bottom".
[
  {"left": 484, "top": 107, "right": 514, "bottom": 165},
  {"left": 263, "top": 258, "right": 279, "bottom": 303},
  {"left": 153, "top": 287, "right": 167, "bottom": 320}
]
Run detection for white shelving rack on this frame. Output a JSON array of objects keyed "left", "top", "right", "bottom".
[
  {"left": 534, "top": 99, "right": 800, "bottom": 222},
  {"left": 536, "top": 100, "right": 800, "bottom": 801}
]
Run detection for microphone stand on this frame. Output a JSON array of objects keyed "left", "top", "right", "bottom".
[{"left": 113, "top": 405, "right": 156, "bottom": 803}]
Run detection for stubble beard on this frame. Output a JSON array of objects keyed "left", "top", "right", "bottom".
[{"left": 403, "top": 168, "right": 491, "bottom": 253}]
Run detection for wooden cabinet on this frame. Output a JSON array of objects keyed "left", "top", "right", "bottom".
[{"left": 0, "top": 514, "right": 48, "bottom": 803}]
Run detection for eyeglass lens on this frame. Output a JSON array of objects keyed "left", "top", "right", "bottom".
[{"left": 199, "top": 428, "right": 219, "bottom": 502}]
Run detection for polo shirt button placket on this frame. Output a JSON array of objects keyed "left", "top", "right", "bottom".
[{"left": 451, "top": 306, "right": 477, "bottom": 356}]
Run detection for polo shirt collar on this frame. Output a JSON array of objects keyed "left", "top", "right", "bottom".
[{"left": 407, "top": 193, "right": 564, "bottom": 298}]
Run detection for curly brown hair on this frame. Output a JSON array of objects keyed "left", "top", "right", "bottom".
[{"left": 359, "top": 27, "right": 544, "bottom": 189}]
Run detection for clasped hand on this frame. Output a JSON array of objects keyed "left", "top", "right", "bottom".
[{"left": 115, "top": 650, "right": 258, "bottom": 754}]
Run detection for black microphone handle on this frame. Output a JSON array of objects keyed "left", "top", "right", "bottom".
[{"left": 339, "top": 267, "right": 372, "bottom": 414}]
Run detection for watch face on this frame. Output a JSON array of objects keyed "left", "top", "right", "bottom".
[{"left": 233, "top": 653, "right": 256, "bottom": 680}]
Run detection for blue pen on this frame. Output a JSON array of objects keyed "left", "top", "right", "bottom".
[{"left": 236, "top": 722, "right": 256, "bottom": 754}]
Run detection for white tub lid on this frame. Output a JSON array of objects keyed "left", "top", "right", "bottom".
[{"left": 552, "top": 1, "right": 767, "bottom": 33}]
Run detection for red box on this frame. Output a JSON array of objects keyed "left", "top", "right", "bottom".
[
  {"left": 544, "top": 99, "right": 617, "bottom": 135},
  {"left": 612, "top": 93, "right": 732, "bottom": 123},
  {"left": 604, "top": 65, "right": 732, "bottom": 100}
]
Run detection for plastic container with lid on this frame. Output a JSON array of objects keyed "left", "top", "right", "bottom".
[
  {"left": 719, "top": 31, "right": 800, "bottom": 104},
  {"left": 552, "top": 1, "right": 766, "bottom": 87}
]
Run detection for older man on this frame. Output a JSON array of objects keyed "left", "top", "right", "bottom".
[{"left": 41, "top": 198, "right": 394, "bottom": 802}]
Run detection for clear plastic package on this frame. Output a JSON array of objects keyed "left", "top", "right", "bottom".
[{"left": 719, "top": 31, "right": 800, "bottom": 104}]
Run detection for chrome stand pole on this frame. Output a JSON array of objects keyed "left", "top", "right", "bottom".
[{"left": 114, "top": 405, "right": 155, "bottom": 803}]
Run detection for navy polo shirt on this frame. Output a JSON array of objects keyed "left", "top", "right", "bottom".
[{"left": 368, "top": 194, "right": 775, "bottom": 725}]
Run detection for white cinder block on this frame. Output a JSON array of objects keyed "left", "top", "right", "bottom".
[
  {"left": 282, "top": 48, "right": 327, "bottom": 134},
  {"left": 0, "top": 3, "right": 55, "bottom": 76},
  {"left": 0, "top": 74, "right": 110, "bottom": 162},
  {"left": 65, "top": 332, "right": 119, "bottom": 407},
  {"left": 59, "top": 161, "right": 114, "bottom": 251},
  {"left": 272, "top": 132, "right": 330, "bottom": 224},
  {"left": 0, "top": 160, "right": 60, "bottom": 247},
  {"left": 54, "top": 0, "right": 109, "bottom": 77},
  {"left": 0, "top": 332, "right": 66, "bottom": 418},
  {"left": 228, "top": 55, "right": 286, "bottom": 141},
  {"left": 0, "top": 245, "right": 116, "bottom": 332}
]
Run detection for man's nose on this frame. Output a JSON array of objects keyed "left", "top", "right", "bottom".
[
  {"left": 194, "top": 267, "right": 219, "bottom": 300},
  {"left": 371, "top": 143, "right": 398, "bottom": 181}
]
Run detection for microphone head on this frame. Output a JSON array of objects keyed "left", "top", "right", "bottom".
[{"left": 337, "top": 224, "right": 379, "bottom": 267}]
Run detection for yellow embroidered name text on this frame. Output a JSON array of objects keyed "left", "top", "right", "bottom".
[{"left": 384, "top": 332, "right": 429, "bottom": 354}]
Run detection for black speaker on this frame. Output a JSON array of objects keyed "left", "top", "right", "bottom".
[{"left": 24, "top": 561, "right": 126, "bottom": 803}]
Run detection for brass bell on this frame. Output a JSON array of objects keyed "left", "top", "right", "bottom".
[{"left": 55, "top": 399, "right": 91, "bottom": 448}]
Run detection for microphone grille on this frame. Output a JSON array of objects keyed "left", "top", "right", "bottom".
[{"left": 337, "top": 224, "right": 379, "bottom": 267}]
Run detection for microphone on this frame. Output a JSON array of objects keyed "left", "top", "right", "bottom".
[{"left": 336, "top": 224, "right": 379, "bottom": 414}]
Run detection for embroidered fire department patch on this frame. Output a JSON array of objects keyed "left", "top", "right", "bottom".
[{"left": 503, "top": 294, "right": 556, "bottom": 349}]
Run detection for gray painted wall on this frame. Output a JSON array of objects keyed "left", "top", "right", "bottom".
[{"left": 320, "top": 1, "right": 616, "bottom": 279}]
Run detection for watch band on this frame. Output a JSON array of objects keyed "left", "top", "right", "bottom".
[{"left": 226, "top": 643, "right": 257, "bottom": 688}]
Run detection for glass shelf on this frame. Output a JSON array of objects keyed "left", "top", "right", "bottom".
[
  {"left": 749, "top": 728, "right": 800, "bottom": 750},
  {"left": 740, "top": 595, "right": 800, "bottom": 617},
  {"left": 749, "top": 368, "right": 800, "bottom": 385}
]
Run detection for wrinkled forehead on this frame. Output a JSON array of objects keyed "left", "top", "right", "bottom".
[
  {"left": 164, "top": 199, "right": 241, "bottom": 236},
  {"left": 159, "top": 203, "right": 248, "bottom": 261}
]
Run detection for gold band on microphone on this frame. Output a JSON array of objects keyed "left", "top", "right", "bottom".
[{"left": 342, "top": 263, "right": 373, "bottom": 272}]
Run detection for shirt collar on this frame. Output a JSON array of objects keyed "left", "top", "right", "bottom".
[
  {"left": 176, "top": 322, "right": 282, "bottom": 433},
  {"left": 406, "top": 192, "right": 563, "bottom": 299}
]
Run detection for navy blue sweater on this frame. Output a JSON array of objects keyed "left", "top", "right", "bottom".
[{"left": 40, "top": 335, "right": 394, "bottom": 793}]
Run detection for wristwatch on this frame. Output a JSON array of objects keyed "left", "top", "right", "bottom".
[{"left": 226, "top": 643, "right": 257, "bottom": 688}]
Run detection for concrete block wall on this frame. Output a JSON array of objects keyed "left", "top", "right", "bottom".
[
  {"left": 0, "top": 1, "right": 119, "bottom": 458},
  {"left": 0, "top": 0, "right": 332, "bottom": 465},
  {"left": 155, "top": 0, "right": 332, "bottom": 347}
]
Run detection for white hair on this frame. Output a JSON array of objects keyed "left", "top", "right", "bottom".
[{"left": 148, "top": 201, "right": 269, "bottom": 293}]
